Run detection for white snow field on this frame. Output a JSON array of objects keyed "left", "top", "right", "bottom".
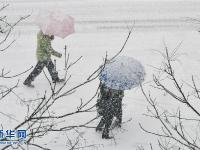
[{"left": 1, "top": 0, "right": 200, "bottom": 149}]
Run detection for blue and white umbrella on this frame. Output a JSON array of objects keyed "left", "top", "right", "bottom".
[{"left": 99, "top": 56, "right": 145, "bottom": 90}]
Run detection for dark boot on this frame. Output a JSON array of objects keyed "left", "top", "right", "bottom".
[
  {"left": 102, "top": 128, "right": 113, "bottom": 139},
  {"left": 52, "top": 78, "right": 65, "bottom": 83},
  {"left": 23, "top": 61, "right": 45, "bottom": 87},
  {"left": 23, "top": 80, "right": 34, "bottom": 88}
]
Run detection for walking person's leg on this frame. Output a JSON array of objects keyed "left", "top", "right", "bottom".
[
  {"left": 23, "top": 61, "right": 45, "bottom": 87},
  {"left": 115, "top": 100, "right": 122, "bottom": 127},
  {"left": 46, "top": 60, "right": 64, "bottom": 83},
  {"left": 102, "top": 113, "right": 113, "bottom": 139},
  {"left": 96, "top": 117, "right": 105, "bottom": 132}
]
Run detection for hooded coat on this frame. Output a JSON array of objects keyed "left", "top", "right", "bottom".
[
  {"left": 96, "top": 83, "right": 124, "bottom": 116},
  {"left": 36, "top": 31, "right": 62, "bottom": 61}
]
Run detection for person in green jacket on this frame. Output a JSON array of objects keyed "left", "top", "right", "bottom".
[{"left": 23, "top": 31, "right": 64, "bottom": 87}]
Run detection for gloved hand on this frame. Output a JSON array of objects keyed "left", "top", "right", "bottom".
[{"left": 58, "top": 53, "right": 62, "bottom": 58}]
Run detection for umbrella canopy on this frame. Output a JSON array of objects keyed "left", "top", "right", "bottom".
[
  {"left": 36, "top": 11, "right": 75, "bottom": 38},
  {"left": 99, "top": 56, "right": 145, "bottom": 90}
]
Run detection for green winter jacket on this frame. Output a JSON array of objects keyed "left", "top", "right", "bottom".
[{"left": 36, "top": 31, "right": 62, "bottom": 61}]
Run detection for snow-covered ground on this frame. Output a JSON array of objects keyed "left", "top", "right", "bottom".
[{"left": 1, "top": 0, "right": 200, "bottom": 149}]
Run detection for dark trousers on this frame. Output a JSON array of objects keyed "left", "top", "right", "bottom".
[
  {"left": 96, "top": 100, "right": 122, "bottom": 138},
  {"left": 98, "top": 113, "right": 114, "bottom": 137},
  {"left": 24, "top": 59, "right": 59, "bottom": 83}
]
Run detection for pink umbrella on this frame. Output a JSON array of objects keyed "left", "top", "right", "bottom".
[{"left": 36, "top": 11, "right": 75, "bottom": 38}]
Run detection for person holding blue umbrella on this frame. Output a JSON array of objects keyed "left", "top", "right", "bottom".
[
  {"left": 96, "top": 82, "right": 124, "bottom": 139},
  {"left": 96, "top": 56, "right": 145, "bottom": 139}
]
